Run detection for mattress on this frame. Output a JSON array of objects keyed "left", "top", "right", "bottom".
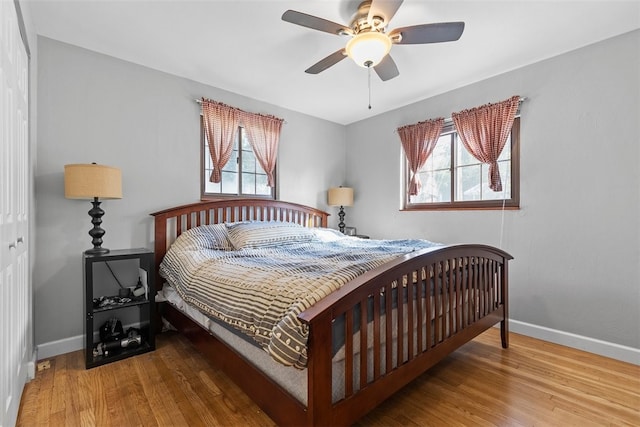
[
  {"left": 161, "top": 284, "right": 313, "bottom": 405},
  {"left": 161, "top": 281, "right": 474, "bottom": 405}
]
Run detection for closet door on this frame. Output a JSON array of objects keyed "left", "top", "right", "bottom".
[{"left": 0, "top": 1, "right": 30, "bottom": 426}]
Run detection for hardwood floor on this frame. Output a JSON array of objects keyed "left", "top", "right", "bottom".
[{"left": 17, "top": 329, "right": 639, "bottom": 426}]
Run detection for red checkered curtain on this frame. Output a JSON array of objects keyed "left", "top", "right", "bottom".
[
  {"left": 452, "top": 96, "right": 520, "bottom": 192},
  {"left": 201, "top": 98, "right": 240, "bottom": 183},
  {"left": 241, "top": 112, "right": 284, "bottom": 187},
  {"left": 398, "top": 117, "right": 445, "bottom": 196}
]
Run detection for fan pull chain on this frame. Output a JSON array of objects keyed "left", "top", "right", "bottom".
[{"left": 365, "top": 60, "right": 373, "bottom": 110}]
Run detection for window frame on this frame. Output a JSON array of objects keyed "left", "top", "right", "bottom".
[
  {"left": 200, "top": 117, "right": 276, "bottom": 200},
  {"left": 402, "top": 117, "right": 520, "bottom": 211}
]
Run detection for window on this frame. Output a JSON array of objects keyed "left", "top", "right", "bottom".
[
  {"left": 403, "top": 117, "right": 520, "bottom": 210},
  {"left": 201, "top": 122, "right": 275, "bottom": 199}
]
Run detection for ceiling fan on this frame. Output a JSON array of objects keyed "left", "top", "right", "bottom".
[{"left": 282, "top": 0, "right": 465, "bottom": 81}]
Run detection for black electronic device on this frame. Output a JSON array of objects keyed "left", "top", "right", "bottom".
[
  {"left": 93, "top": 327, "right": 143, "bottom": 358},
  {"left": 99, "top": 317, "right": 123, "bottom": 342}
]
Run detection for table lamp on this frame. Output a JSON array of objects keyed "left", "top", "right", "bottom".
[
  {"left": 64, "top": 163, "right": 122, "bottom": 255},
  {"left": 327, "top": 187, "right": 354, "bottom": 233}
]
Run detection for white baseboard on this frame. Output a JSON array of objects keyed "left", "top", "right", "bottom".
[
  {"left": 507, "top": 319, "right": 640, "bottom": 365},
  {"left": 27, "top": 349, "right": 37, "bottom": 379},
  {"left": 37, "top": 320, "right": 640, "bottom": 366},
  {"left": 36, "top": 334, "right": 83, "bottom": 360}
]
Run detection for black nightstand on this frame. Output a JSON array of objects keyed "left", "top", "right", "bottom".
[{"left": 83, "top": 248, "right": 155, "bottom": 369}]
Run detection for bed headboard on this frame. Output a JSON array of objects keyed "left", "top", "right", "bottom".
[{"left": 150, "top": 198, "right": 329, "bottom": 286}]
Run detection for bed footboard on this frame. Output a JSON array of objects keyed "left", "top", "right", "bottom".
[{"left": 300, "top": 244, "right": 512, "bottom": 427}]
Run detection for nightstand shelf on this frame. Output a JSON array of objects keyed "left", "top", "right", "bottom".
[
  {"left": 83, "top": 248, "right": 155, "bottom": 369},
  {"left": 90, "top": 341, "right": 153, "bottom": 365},
  {"left": 92, "top": 297, "right": 150, "bottom": 313}
]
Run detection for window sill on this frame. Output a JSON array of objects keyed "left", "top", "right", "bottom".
[
  {"left": 201, "top": 194, "right": 275, "bottom": 201},
  {"left": 402, "top": 202, "right": 520, "bottom": 211}
]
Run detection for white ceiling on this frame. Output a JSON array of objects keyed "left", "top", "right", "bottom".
[{"left": 25, "top": 0, "right": 640, "bottom": 125}]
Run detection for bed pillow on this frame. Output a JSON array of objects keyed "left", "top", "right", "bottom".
[
  {"left": 173, "top": 223, "right": 233, "bottom": 251},
  {"left": 226, "top": 221, "right": 314, "bottom": 249},
  {"left": 313, "top": 227, "right": 347, "bottom": 242}
]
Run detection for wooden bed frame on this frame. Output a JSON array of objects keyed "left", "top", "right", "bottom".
[{"left": 151, "top": 199, "right": 512, "bottom": 426}]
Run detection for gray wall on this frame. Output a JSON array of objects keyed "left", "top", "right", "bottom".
[
  {"left": 35, "top": 30, "right": 639, "bottom": 357},
  {"left": 345, "top": 30, "right": 640, "bottom": 349},
  {"left": 34, "top": 37, "right": 346, "bottom": 347}
]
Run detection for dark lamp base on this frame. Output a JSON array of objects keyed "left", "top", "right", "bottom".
[
  {"left": 86, "top": 197, "right": 110, "bottom": 255},
  {"left": 337, "top": 205, "right": 347, "bottom": 234},
  {"left": 85, "top": 247, "right": 110, "bottom": 255}
]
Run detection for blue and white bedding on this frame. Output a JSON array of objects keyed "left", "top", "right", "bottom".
[{"left": 159, "top": 222, "right": 440, "bottom": 369}]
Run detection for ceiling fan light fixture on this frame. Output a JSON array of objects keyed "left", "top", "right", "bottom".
[{"left": 346, "top": 32, "right": 392, "bottom": 68}]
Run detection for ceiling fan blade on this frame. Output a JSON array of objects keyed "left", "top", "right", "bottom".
[
  {"left": 368, "top": 0, "right": 404, "bottom": 26},
  {"left": 374, "top": 54, "right": 399, "bottom": 81},
  {"left": 282, "top": 10, "right": 352, "bottom": 36},
  {"left": 305, "top": 49, "right": 348, "bottom": 74},
  {"left": 389, "top": 22, "right": 465, "bottom": 44}
]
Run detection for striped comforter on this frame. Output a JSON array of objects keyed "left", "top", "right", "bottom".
[{"left": 160, "top": 226, "right": 439, "bottom": 368}]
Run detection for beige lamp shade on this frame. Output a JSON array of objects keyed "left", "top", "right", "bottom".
[
  {"left": 64, "top": 164, "right": 122, "bottom": 199},
  {"left": 328, "top": 187, "right": 354, "bottom": 207}
]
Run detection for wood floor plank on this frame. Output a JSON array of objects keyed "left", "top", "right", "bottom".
[
  {"left": 132, "top": 353, "right": 190, "bottom": 426},
  {"left": 159, "top": 334, "right": 224, "bottom": 424},
  {"left": 99, "top": 359, "right": 141, "bottom": 426},
  {"left": 79, "top": 408, "right": 95, "bottom": 426},
  {"left": 115, "top": 356, "right": 158, "bottom": 427},
  {"left": 86, "top": 361, "right": 109, "bottom": 426},
  {"left": 63, "top": 348, "right": 84, "bottom": 427},
  {"left": 15, "top": 364, "right": 41, "bottom": 427},
  {"left": 33, "top": 357, "right": 55, "bottom": 426},
  {"left": 49, "top": 353, "right": 68, "bottom": 415},
  {"left": 18, "top": 329, "right": 640, "bottom": 426}
]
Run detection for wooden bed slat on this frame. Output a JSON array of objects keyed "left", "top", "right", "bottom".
[
  {"left": 416, "top": 276, "right": 422, "bottom": 353},
  {"left": 385, "top": 281, "right": 393, "bottom": 374},
  {"left": 426, "top": 267, "right": 433, "bottom": 350},
  {"left": 406, "top": 276, "right": 414, "bottom": 362},
  {"left": 359, "top": 298, "right": 368, "bottom": 389},
  {"left": 435, "top": 261, "right": 442, "bottom": 344},
  {"left": 373, "top": 291, "right": 381, "bottom": 379},
  {"left": 344, "top": 309, "right": 354, "bottom": 397},
  {"left": 396, "top": 275, "right": 404, "bottom": 366},
  {"left": 472, "top": 257, "right": 479, "bottom": 323}
]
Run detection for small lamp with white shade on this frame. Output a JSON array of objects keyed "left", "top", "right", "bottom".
[{"left": 327, "top": 187, "right": 354, "bottom": 234}]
